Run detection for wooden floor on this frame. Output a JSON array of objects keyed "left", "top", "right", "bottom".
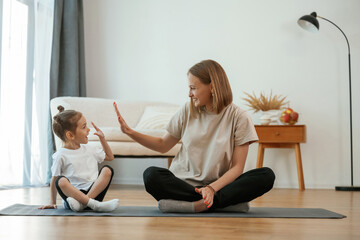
[{"left": 0, "top": 185, "right": 359, "bottom": 240}]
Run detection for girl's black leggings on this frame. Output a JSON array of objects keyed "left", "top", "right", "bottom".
[{"left": 55, "top": 165, "right": 114, "bottom": 209}]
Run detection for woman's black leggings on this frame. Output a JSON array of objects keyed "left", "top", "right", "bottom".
[
  {"left": 143, "top": 166, "right": 275, "bottom": 209},
  {"left": 55, "top": 165, "right": 114, "bottom": 209}
]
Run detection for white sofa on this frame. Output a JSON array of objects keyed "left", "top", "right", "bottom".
[{"left": 50, "top": 97, "right": 181, "bottom": 164}]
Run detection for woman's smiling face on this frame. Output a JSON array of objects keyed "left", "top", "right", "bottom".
[{"left": 188, "top": 73, "right": 213, "bottom": 111}]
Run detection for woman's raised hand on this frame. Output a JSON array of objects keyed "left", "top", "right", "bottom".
[{"left": 113, "top": 102, "right": 132, "bottom": 135}]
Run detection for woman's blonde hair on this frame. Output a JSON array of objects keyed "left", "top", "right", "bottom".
[{"left": 188, "top": 59, "right": 233, "bottom": 117}]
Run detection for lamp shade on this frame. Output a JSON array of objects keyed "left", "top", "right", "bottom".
[{"left": 297, "top": 12, "right": 319, "bottom": 32}]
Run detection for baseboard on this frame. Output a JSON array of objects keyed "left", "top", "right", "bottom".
[
  {"left": 112, "top": 176, "right": 144, "bottom": 185},
  {"left": 274, "top": 183, "right": 336, "bottom": 189}
]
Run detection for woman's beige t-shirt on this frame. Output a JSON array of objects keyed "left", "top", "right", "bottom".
[{"left": 166, "top": 102, "right": 258, "bottom": 187}]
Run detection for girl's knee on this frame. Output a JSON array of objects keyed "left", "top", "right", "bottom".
[
  {"left": 56, "top": 176, "right": 70, "bottom": 188},
  {"left": 100, "top": 165, "right": 114, "bottom": 178}
]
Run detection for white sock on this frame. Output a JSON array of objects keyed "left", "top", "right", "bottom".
[
  {"left": 67, "top": 197, "right": 86, "bottom": 212},
  {"left": 87, "top": 198, "right": 119, "bottom": 212},
  {"left": 215, "top": 202, "right": 250, "bottom": 213},
  {"left": 158, "top": 199, "right": 195, "bottom": 213}
]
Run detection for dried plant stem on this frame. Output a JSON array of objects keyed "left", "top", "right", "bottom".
[{"left": 242, "top": 91, "right": 288, "bottom": 112}]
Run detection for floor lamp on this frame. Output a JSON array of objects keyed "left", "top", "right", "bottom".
[{"left": 297, "top": 12, "right": 360, "bottom": 191}]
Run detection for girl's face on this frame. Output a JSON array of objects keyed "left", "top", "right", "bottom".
[
  {"left": 188, "top": 73, "right": 213, "bottom": 111},
  {"left": 72, "top": 115, "right": 90, "bottom": 145}
]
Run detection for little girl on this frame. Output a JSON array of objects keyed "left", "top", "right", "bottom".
[{"left": 39, "top": 106, "right": 119, "bottom": 212}]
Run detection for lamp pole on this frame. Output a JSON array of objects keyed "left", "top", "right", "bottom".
[{"left": 298, "top": 12, "right": 360, "bottom": 191}]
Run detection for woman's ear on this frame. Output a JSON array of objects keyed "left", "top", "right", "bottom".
[{"left": 210, "top": 83, "right": 214, "bottom": 94}]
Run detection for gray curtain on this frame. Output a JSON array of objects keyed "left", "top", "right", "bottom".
[
  {"left": 50, "top": 0, "right": 86, "bottom": 98},
  {"left": 47, "top": 0, "right": 86, "bottom": 182}
]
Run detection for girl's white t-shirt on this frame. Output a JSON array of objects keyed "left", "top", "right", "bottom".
[
  {"left": 51, "top": 144, "right": 105, "bottom": 190},
  {"left": 167, "top": 102, "right": 258, "bottom": 187}
]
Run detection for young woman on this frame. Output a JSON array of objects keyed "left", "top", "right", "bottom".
[
  {"left": 39, "top": 106, "right": 119, "bottom": 212},
  {"left": 114, "top": 59, "right": 275, "bottom": 213}
]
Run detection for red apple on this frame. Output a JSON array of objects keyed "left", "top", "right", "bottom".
[
  {"left": 285, "top": 108, "right": 293, "bottom": 114},
  {"left": 280, "top": 109, "right": 299, "bottom": 125},
  {"left": 280, "top": 112, "right": 290, "bottom": 123},
  {"left": 290, "top": 112, "right": 299, "bottom": 121}
]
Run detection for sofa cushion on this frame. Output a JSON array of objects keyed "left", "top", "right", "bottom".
[
  {"left": 88, "top": 127, "right": 167, "bottom": 142},
  {"left": 87, "top": 141, "right": 181, "bottom": 156},
  {"left": 135, "top": 106, "right": 179, "bottom": 130}
]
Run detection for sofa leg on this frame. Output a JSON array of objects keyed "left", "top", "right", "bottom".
[{"left": 168, "top": 157, "right": 173, "bottom": 168}]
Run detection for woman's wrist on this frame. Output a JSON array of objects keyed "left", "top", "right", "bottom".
[
  {"left": 206, "top": 185, "right": 216, "bottom": 195},
  {"left": 126, "top": 128, "right": 136, "bottom": 137}
]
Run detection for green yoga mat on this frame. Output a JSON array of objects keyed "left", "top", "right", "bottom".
[{"left": 0, "top": 204, "right": 346, "bottom": 218}]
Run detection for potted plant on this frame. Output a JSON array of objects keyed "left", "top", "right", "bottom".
[{"left": 242, "top": 91, "right": 288, "bottom": 125}]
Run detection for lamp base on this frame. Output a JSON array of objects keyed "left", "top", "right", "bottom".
[{"left": 335, "top": 186, "right": 360, "bottom": 191}]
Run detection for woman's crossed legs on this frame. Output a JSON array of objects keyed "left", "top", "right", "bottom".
[{"left": 143, "top": 166, "right": 275, "bottom": 213}]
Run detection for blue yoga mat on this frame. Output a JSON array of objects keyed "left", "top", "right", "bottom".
[{"left": 0, "top": 204, "right": 346, "bottom": 218}]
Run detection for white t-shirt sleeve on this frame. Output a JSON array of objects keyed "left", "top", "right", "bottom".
[
  {"left": 234, "top": 110, "right": 259, "bottom": 146},
  {"left": 51, "top": 152, "right": 64, "bottom": 177},
  {"left": 95, "top": 147, "right": 106, "bottom": 164},
  {"left": 84, "top": 145, "right": 106, "bottom": 164}
]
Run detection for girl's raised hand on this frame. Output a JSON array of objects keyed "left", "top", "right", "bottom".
[
  {"left": 91, "top": 121, "right": 104, "bottom": 139},
  {"left": 113, "top": 102, "right": 132, "bottom": 135}
]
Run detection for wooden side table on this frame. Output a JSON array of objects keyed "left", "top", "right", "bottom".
[{"left": 255, "top": 125, "right": 307, "bottom": 190}]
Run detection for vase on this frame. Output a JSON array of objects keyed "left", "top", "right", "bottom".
[{"left": 259, "top": 110, "right": 281, "bottom": 125}]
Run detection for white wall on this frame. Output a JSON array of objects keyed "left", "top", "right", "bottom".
[{"left": 83, "top": 0, "right": 360, "bottom": 189}]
